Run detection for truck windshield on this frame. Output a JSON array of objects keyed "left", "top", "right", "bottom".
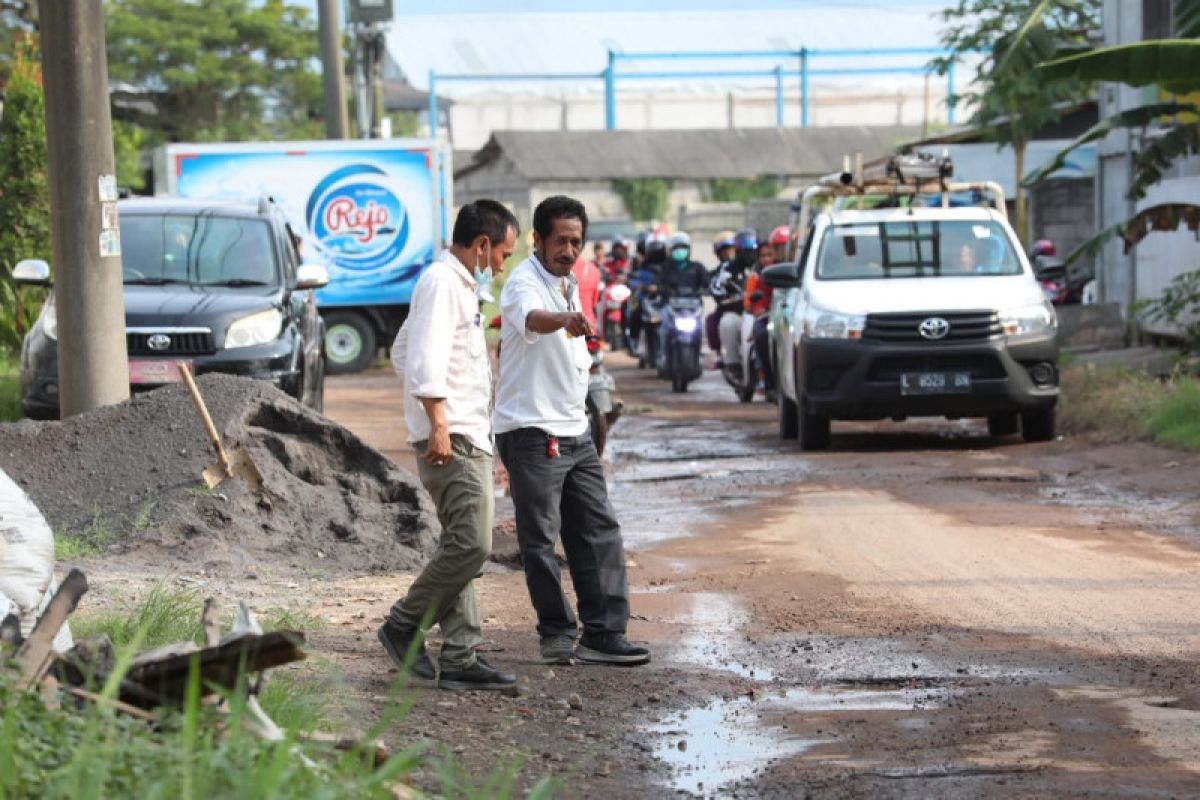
[
  {"left": 121, "top": 214, "right": 278, "bottom": 287},
  {"left": 815, "top": 220, "right": 1022, "bottom": 280}
]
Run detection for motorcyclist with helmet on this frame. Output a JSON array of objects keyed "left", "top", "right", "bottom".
[
  {"left": 705, "top": 230, "right": 737, "bottom": 360},
  {"left": 743, "top": 225, "right": 789, "bottom": 399},
  {"left": 710, "top": 228, "right": 757, "bottom": 379},
  {"left": 626, "top": 232, "right": 667, "bottom": 358},
  {"left": 659, "top": 232, "right": 708, "bottom": 299},
  {"left": 604, "top": 235, "right": 631, "bottom": 281}
]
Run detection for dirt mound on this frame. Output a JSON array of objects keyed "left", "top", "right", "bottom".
[{"left": 0, "top": 374, "right": 438, "bottom": 576}]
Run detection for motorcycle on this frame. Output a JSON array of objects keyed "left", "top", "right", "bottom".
[
  {"left": 656, "top": 295, "right": 705, "bottom": 392},
  {"left": 601, "top": 281, "right": 631, "bottom": 350},
  {"left": 584, "top": 335, "right": 623, "bottom": 456},
  {"left": 635, "top": 293, "right": 663, "bottom": 370},
  {"left": 1033, "top": 254, "right": 1094, "bottom": 306}
]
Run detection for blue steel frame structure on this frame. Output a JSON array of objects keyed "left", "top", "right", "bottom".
[{"left": 427, "top": 47, "right": 959, "bottom": 137}]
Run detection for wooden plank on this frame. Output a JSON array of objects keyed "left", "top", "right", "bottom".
[
  {"left": 123, "top": 630, "right": 305, "bottom": 708},
  {"left": 14, "top": 569, "right": 88, "bottom": 688}
]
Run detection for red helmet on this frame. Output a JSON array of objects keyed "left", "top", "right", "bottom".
[
  {"left": 769, "top": 225, "right": 790, "bottom": 246},
  {"left": 1030, "top": 239, "right": 1056, "bottom": 257}
]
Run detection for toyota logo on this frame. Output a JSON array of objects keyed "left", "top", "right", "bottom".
[
  {"left": 147, "top": 334, "right": 172, "bottom": 351},
  {"left": 918, "top": 317, "right": 950, "bottom": 340}
]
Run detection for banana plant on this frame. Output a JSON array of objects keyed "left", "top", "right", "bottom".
[{"left": 1015, "top": 0, "right": 1200, "bottom": 260}]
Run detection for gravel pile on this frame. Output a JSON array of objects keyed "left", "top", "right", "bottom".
[{"left": 0, "top": 374, "right": 438, "bottom": 576}]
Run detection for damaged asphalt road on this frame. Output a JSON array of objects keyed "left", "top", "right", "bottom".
[{"left": 63, "top": 354, "right": 1200, "bottom": 798}]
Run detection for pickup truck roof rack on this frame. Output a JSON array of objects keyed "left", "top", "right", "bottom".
[{"left": 786, "top": 151, "right": 1008, "bottom": 260}]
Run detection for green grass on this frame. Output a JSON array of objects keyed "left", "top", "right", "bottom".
[
  {"left": 0, "top": 352, "right": 20, "bottom": 422},
  {"left": 4, "top": 586, "right": 559, "bottom": 798},
  {"left": 54, "top": 502, "right": 157, "bottom": 560},
  {"left": 1149, "top": 379, "right": 1200, "bottom": 450},
  {"left": 1059, "top": 363, "right": 1200, "bottom": 452}
]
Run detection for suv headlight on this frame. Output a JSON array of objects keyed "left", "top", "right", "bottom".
[
  {"left": 40, "top": 301, "right": 58, "bottom": 341},
  {"left": 999, "top": 302, "right": 1056, "bottom": 338},
  {"left": 225, "top": 309, "right": 283, "bottom": 349},
  {"left": 803, "top": 304, "right": 865, "bottom": 340}
]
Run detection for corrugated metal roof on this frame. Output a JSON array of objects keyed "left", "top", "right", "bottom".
[
  {"left": 386, "top": 5, "right": 953, "bottom": 93},
  {"left": 458, "top": 127, "right": 919, "bottom": 181}
]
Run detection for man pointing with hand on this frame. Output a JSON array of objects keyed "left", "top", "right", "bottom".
[{"left": 495, "top": 195, "right": 651, "bottom": 668}]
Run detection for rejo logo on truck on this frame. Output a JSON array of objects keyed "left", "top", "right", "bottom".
[{"left": 305, "top": 164, "right": 410, "bottom": 272}]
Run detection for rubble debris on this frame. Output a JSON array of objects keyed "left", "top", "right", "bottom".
[{"left": 0, "top": 374, "right": 439, "bottom": 576}]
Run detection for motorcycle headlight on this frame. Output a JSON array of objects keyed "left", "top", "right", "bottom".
[
  {"left": 40, "top": 301, "right": 58, "bottom": 341},
  {"left": 674, "top": 317, "right": 699, "bottom": 333},
  {"left": 225, "top": 309, "right": 283, "bottom": 349},
  {"left": 802, "top": 304, "right": 865, "bottom": 340},
  {"left": 999, "top": 302, "right": 1056, "bottom": 338}
]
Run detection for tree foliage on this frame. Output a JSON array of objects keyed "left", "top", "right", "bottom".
[
  {"left": 0, "top": 40, "right": 49, "bottom": 353},
  {"left": 707, "top": 175, "right": 782, "bottom": 204},
  {"left": 1016, "top": 0, "right": 1200, "bottom": 262},
  {"left": 104, "top": 0, "right": 324, "bottom": 143},
  {"left": 614, "top": 178, "right": 670, "bottom": 223},
  {"left": 930, "top": 0, "right": 1100, "bottom": 243}
]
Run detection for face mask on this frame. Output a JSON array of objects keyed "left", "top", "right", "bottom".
[
  {"left": 671, "top": 247, "right": 689, "bottom": 264},
  {"left": 474, "top": 242, "right": 494, "bottom": 302}
]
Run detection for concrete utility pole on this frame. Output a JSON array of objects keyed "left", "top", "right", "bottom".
[
  {"left": 317, "top": 0, "right": 350, "bottom": 139},
  {"left": 40, "top": 0, "right": 129, "bottom": 417}
]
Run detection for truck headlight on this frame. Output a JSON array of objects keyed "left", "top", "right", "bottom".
[
  {"left": 803, "top": 305, "right": 865, "bottom": 340},
  {"left": 225, "top": 309, "right": 283, "bottom": 349},
  {"left": 41, "top": 301, "right": 58, "bottom": 341},
  {"left": 999, "top": 302, "right": 1056, "bottom": 338}
]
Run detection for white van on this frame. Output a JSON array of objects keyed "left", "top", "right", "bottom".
[{"left": 765, "top": 203, "right": 1059, "bottom": 450}]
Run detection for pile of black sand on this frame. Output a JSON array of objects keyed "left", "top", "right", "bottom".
[{"left": 0, "top": 374, "right": 438, "bottom": 576}]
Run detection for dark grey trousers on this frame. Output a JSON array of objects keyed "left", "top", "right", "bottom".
[{"left": 496, "top": 427, "right": 630, "bottom": 638}]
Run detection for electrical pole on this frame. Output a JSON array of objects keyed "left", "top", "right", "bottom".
[
  {"left": 39, "top": 0, "right": 129, "bottom": 417},
  {"left": 317, "top": 0, "right": 349, "bottom": 139}
]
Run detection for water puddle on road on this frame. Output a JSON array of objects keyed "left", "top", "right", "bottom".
[{"left": 652, "top": 684, "right": 950, "bottom": 797}]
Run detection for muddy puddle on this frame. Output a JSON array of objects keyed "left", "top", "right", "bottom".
[{"left": 651, "top": 683, "right": 952, "bottom": 797}]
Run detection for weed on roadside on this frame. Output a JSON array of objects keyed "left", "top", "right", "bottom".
[
  {"left": 0, "top": 352, "right": 20, "bottom": 422},
  {"left": 1149, "top": 379, "right": 1200, "bottom": 450},
  {"left": 1059, "top": 364, "right": 1200, "bottom": 452}
]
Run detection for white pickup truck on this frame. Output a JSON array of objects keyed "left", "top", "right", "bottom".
[{"left": 764, "top": 158, "right": 1059, "bottom": 450}]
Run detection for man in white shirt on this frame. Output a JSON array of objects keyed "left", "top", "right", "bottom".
[
  {"left": 380, "top": 200, "right": 519, "bottom": 691},
  {"left": 495, "top": 195, "right": 651, "bottom": 667}
]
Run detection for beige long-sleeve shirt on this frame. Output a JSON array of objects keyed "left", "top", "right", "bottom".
[{"left": 391, "top": 250, "right": 493, "bottom": 454}]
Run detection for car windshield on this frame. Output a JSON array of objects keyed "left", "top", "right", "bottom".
[
  {"left": 121, "top": 213, "right": 278, "bottom": 287},
  {"left": 815, "top": 219, "right": 1022, "bottom": 280}
]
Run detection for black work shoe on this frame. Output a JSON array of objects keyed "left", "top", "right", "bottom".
[
  {"left": 576, "top": 632, "right": 651, "bottom": 666},
  {"left": 377, "top": 622, "right": 437, "bottom": 682},
  {"left": 540, "top": 633, "right": 576, "bottom": 665},
  {"left": 438, "top": 656, "right": 518, "bottom": 691}
]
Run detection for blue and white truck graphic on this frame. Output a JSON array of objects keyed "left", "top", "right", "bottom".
[{"left": 153, "top": 140, "right": 453, "bottom": 373}]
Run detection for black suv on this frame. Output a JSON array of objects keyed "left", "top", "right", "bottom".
[{"left": 15, "top": 196, "right": 329, "bottom": 419}]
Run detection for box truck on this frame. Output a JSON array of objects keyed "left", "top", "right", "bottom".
[{"left": 153, "top": 139, "right": 453, "bottom": 373}]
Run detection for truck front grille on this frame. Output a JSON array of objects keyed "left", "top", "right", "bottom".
[
  {"left": 863, "top": 311, "right": 1001, "bottom": 343},
  {"left": 127, "top": 331, "right": 216, "bottom": 356}
]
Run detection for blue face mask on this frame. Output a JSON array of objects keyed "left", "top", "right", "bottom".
[
  {"left": 671, "top": 247, "right": 689, "bottom": 264},
  {"left": 474, "top": 243, "right": 494, "bottom": 302}
]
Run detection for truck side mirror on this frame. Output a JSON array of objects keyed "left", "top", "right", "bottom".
[
  {"left": 761, "top": 263, "right": 800, "bottom": 289},
  {"left": 295, "top": 262, "right": 330, "bottom": 290},
  {"left": 13, "top": 259, "right": 51, "bottom": 287}
]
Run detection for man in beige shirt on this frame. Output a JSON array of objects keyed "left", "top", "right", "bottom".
[{"left": 381, "top": 199, "right": 518, "bottom": 691}]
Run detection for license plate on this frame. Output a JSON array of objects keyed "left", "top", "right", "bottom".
[
  {"left": 128, "top": 359, "right": 191, "bottom": 385},
  {"left": 900, "top": 371, "right": 971, "bottom": 395}
]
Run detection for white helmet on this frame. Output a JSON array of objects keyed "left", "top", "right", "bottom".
[{"left": 667, "top": 232, "right": 691, "bottom": 250}]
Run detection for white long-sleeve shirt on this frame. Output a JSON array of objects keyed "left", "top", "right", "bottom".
[
  {"left": 391, "top": 250, "right": 493, "bottom": 454},
  {"left": 493, "top": 255, "right": 591, "bottom": 438}
]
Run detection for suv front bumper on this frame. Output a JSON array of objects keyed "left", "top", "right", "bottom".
[{"left": 798, "top": 332, "right": 1058, "bottom": 420}]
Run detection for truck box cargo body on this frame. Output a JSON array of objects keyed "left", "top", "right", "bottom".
[{"left": 153, "top": 139, "right": 453, "bottom": 373}]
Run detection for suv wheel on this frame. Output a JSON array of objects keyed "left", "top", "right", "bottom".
[
  {"left": 324, "top": 311, "right": 376, "bottom": 374},
  {"left": 798, "top": 405, "right": 831, "bottom": 451},
  {"left": 1021, "top": 407, "right": 1055, "bottom": 443},
  {"left": 987, "top": 413, "right": 1019, "bottom": 437},
  {"left": 778, "top": 387, "right": 799, "bottom": 440}
]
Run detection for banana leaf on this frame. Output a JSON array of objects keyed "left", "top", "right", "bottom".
[
  {"left": 1130, "top": 122, "right": 1200, "bottom": 200},
  {"left": 1023, "top": 102, "right": 1199, "bottom": 187},
  {"left": 1038, "top": 40, "right": 1200, "bottom": 94},
  {"left": 1063, "top": 203, "right": 1200, "bottom": 265}
]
